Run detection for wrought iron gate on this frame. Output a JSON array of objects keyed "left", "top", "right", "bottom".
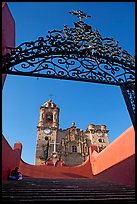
[{"left": 2, "top": 10, "right": 135, "bottom": 127}]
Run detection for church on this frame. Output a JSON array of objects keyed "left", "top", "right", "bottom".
[{"left": 35, "top": 99, "right": 109, "bottom": 166}]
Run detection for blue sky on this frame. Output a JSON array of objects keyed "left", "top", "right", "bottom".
[{"left": 2, "top": 2, "right": 135, "bottom": 164}]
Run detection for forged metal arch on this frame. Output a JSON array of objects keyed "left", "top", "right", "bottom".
[{"left": 2, "top": 10, "right": 135, "bottom": 127}]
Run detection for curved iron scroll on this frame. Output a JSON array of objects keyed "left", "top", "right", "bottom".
[
  {"left": 2, "top": 10, "right": 135, "bottom": 125},
  {"left": 2, "top": 11, "right": 135, "bottom": 85}
]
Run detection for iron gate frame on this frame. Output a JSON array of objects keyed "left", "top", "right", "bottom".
[{"left": 2, "top": 10, "right": 135, "bottom": 128}]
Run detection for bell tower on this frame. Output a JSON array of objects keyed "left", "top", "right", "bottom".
[{"left": 35, "top": 99, "right": 60, "bottom": 165}]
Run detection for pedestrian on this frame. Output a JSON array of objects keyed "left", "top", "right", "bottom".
[{"left": 7, "top": 167, "right": 23, "bottom": 180}]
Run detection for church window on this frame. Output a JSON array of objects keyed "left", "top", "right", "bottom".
[
  {"left": 70, "top": 134, "right": 75, "bottom": 141},
  {"left": 72, "top": 145, "right": 77, "bottom": 152},
  {"left": 46, "top": 113, "right": 53, "bottom": 122},
  {"left": 61, "top": 138, "right": 65, "bottom": 146},
  {"left": 98, "top": 138, "right": 104, "bottom": 143},
  {"left": 45, "top": 136, "right": 49, "bottom": 140},
  {"left": 99, "top": 146, "right": 105, "bottom": 152}
]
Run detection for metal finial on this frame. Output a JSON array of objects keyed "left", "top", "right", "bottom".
[
  {"left": 48, "top": 94, "right": 53, "bottom": 100},
  {"left": 69, "top": 10, "right": 91, "bottom": 21}
]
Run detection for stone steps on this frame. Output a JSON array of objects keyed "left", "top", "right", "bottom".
[{"left": 2, "top": 178, "right": 135, "bottom": 202}]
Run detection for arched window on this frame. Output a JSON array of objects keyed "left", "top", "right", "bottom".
[
  {"left": 72, "top": 145, "right": 77, "bottom": 152},
  {"left": 46, "top": 113, "right": 53, "bottom": 122},
  {"left": 98, "top": 138, "right": 104, "bottom": 143}
]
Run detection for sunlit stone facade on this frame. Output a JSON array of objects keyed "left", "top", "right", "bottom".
[{"left": 35, "top": 99, "right": 109, "bottom": 166}]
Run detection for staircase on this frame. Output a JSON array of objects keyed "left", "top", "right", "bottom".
[{"left": 2, "top": 177, "right": 135, "bottom": 202}]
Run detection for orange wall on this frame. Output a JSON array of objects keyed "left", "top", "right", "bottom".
[
  {"left": 2, "top": 2, "right": 15, "bottom": 87},
  {"left": 2, "top": 125, "right": 135, "bottom": 186},
  {"left": 93, "top": 154, "right": 135, "bottom": 187},
  {"left": 19, "top": 157, "right": 93, "bottom": 179},
  {"left": 17, "top": 145, "right": 99, "bottom": 179},
  {"left": 90, "top": 126, "right": 135, "bottom": 187},
  {"left": 2, "top": 135, "right": 22, "bottom": 181}
]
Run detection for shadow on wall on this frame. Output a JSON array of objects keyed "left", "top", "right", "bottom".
[
  {"left": 2, "top": 2, "right": 15, "bottom": 88},
  {"left": 2, "top": 135, "right": 22, "bottom": 181},
  {"left": 61, "top": 172, "right": 89, "bottom": 178},
  {"left": 90, "top": 126, "right": 135, "bottom": 187},
  {"left": 93, "top": 154, "right": 135, "bottom": 187}
]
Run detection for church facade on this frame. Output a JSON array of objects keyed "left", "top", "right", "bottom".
[{"left": 35, "top": 99, "right": 109, "bottom": 166}]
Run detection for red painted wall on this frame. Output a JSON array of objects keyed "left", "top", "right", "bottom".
[
  {"left": 17, "top": 145, "right": 98, "bottom": 179},
  {"left": 2, "top": 135, "right": 22, "bottom": 181},
  {"left": 93, "top": 155, "right": 135, "bottom": 187},
  {"left": 19, "top": 157, "right": 93, "bottom": 178},
  {"left": 91, "top": 126, "right": 135, "bottom": 187},
  {"left": 2, "top": 2, "right": 15, "bottom": 87},
  {"left": 2, "top": 125, "right": 135, "bottom": 186},
  {"left": 17, "top": 126, "right": 135, "bottom": 187},
  {"left": 2, "top": 3, "right": 17, "bottom": 181}
]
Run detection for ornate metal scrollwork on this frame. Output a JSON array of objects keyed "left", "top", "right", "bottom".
[
  {"left": 120, "top": 80, "right": 135, "bottom": 127},
  {"left": 2, "top": 10, "right": 135, "bottom": 85},
  {"left": 2, "top": 10, "right": 135, "bottom": 126},
  {"left": 126, "top": 81, "right": 135, "bottom": 113}
]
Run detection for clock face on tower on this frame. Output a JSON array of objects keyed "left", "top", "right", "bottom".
[
  {"left": 44, "top": 128, "right": 51, "bottom": 134},
  {"left": 96, "top": 130, "right": 103, "bottom": 137}
]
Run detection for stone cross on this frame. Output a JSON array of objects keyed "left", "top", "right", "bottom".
[
  {"left": 50, "top": 140, "right": 60, "bottom": 153},
  {"left": 69, "top": 10, "right": 91, "bottom": 21}
]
